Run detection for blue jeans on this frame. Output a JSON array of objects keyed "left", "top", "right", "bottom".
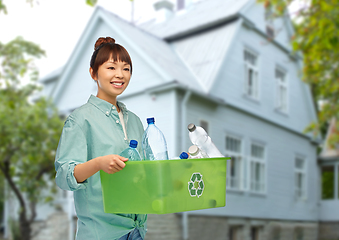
[{"left": 118, "top": 228, "right": 143, "bottom": 240}]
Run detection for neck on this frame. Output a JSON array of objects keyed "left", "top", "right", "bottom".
[{"left": 96, "top": 93, "right": 120, "bottom": 112}]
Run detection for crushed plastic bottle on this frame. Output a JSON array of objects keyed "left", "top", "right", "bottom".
[
  {"left": 188, "top": 145, "right": 209, "bottom": 159},
  {"left": 142, "top": 117, "right": 169, "bottom": 161},
  {"left": 119, "top": 140, "right": 142, "bottom": 161},
  {"left": 187, "top": 123, "right": 224, "bottom": 158}
]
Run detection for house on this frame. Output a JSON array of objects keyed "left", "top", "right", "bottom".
[
  {"left": 4, "top": 0, "right": 328, "bottom": 239},
  {"left": 318, "top": 118, "right": 339, "bottom": 240}
]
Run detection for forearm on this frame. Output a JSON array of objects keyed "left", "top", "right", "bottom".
[{"left": 74, "top": 157, "right": 101, "bottom": 183}]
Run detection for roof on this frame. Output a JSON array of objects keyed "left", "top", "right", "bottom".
[
  {"left": 100, "top": 7, "right": 202, "bottom": 92},
  {"left": 320, "top": 118, "right": 339, "bottom": 160},
  {"left": 139, "top": 0, "right": 250, "bottom": 39}
]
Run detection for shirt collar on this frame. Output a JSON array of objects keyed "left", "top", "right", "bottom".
[{"left": 88, "top": 95, "right": 127, "bottom": 116}]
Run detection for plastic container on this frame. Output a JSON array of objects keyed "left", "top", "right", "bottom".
[
  {"left": 100, "top": 157, "right": 230, "bottom": 214},
  {"left": 119, "top": 140, "right": 142, "bottom": 161},
  {"left": 188, "top": 145, "right": 209, "bottom": 159},
  {"left": 142, "top": 117, "right": 169, "bottom": 161},
  {"left": 187, "top": 123, "right": 224, "bottom": 158}
]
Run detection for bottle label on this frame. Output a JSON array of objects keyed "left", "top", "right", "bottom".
[{"left": 188, "top": 172, "right": 204, "bottom": 198}]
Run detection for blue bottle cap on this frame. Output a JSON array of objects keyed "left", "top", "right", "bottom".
[
  {"left": 179, "top": 152, "right": 189, "bottom": 159},
  {"left": 129, "top": 140, "right": 138, "bottom": 148},
  {"left": 147, "top": 117, "right": 155, "bottom": 124}
]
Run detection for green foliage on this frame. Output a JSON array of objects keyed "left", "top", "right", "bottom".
[
  {"left": 0, "top": 37, "right": 64, "bottom": 238},
  {"left": 0, "top": 37, "right": 45, "bottom": 86},
  {"left": 86, "top": 0, "right": 98, "bottom": 7},
  {"left": 0, "top": 0, "right": 7, "bottom": 14},
  {"left": 257, "top": 0, "right": 339, "bottom": 146}
]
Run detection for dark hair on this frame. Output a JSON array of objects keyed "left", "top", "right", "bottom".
[{"left": 90, "top": 37, "right": 133, "bottom": 77}]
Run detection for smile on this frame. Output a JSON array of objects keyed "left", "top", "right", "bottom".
[{"left": 110, "top": 82, "right": 124, "bottom": 88}]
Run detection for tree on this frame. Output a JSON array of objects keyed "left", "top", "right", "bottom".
[
  {"left": 0, "top": 1, "right": 99, "bottom": 239},
  {"left": 257, "top": 0, "right": 339, "bottom": 147},
  {"left": 0, "top": 37, "right": 65, "bottom": 240}
]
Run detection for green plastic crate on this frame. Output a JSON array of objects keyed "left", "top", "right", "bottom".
[{"left": 100, "top": 157, "right": 229, "bottom": 214}]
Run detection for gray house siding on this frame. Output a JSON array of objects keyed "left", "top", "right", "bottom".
[
  {"left": 184, "top": 96, "right": 318, "bottom": 221},
  {"left": 211, "top": 23, "right": 316, "bottom": 136}
]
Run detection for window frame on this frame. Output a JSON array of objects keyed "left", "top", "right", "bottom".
[
  {"left": 225, "top": 134, "right": 245, "bottom": 191},
  {"left": 249, "top": 142, "right": 266, "bottom": 194},
  {"left": 294, "top": 155, "right": 307, "bottom": 201},
  {"left": 275, "top": 66, "right": 289, "bottom": 114},
  {"left": 265, "top": 6, "right": 275, "bottom": 38},
  {"left": 244, "top": 48, "right": 260, "bottom": 101}
]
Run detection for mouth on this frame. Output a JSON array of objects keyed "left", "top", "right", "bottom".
[{"left": 110, "top": 81, "right": 124, "bottom": 88}]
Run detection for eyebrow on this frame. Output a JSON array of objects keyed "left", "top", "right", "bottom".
[{"left": 106, "top": 61, "right": 130, "bottom": 66}]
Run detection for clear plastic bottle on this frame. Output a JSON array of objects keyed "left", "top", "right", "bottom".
[
  {"left": 142, "top": 117, "right": 169, "bottom": 161},
  {"left": 187, "top": 123, "right": 224, "bottom": 158},
  {"left": 119, "top": 140, "right": 142, "bottom": 161},
  {"left": 188, "top": 145, "right": 209, "bottom": 159}
]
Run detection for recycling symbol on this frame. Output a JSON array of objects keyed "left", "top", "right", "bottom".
[{"left": 188, "top": 172, "right": 204, "bottom": 198}]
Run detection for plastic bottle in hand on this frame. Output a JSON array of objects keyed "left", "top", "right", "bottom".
[
  {"left": 142, "top": 117, "right": 169, "bottom": 160},
  {"left": 119, "top": 140, "right": 142, "bottom": 161},
  {"left": 188, "top": 145, "right": 209, "bottom": 159},
  {"left": 187, "top": 123, "right": 224, "bottom": 158}
]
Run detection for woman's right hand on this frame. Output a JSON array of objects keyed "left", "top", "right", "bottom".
[{"left": 97, "top": 155, "right": 128, "bottom": 174}]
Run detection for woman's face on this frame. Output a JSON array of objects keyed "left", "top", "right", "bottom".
[{"left": 92, "top": 59, "right": 131, "bottom": 103}]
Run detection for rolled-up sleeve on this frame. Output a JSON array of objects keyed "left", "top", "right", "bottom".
[{"left": 55, "top": 117, "right": 88, "bottom": 191}]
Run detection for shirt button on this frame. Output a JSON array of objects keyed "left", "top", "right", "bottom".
[
  {"left": 106, "top": 111, "right": 109, "bottom": 115},
  {"left": 112, "top": 106, "right": 115, "bottom": 109},
  {"left": 116, "top": 120, "right": 119, "bottom": 123}
]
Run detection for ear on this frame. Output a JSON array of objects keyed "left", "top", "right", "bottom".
[{"left": 89, "top": 68, "right": 97, "bottom": 81}]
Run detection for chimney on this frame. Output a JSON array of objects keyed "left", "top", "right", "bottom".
[
  {"left": 153, "top": 0, "right": 174, "bottom": 23},
  {"left": 177, "top": 0, "right": 193, "bottom": 11}
]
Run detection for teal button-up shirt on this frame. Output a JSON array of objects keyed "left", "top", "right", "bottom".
[{"left": 55, "top": 95, "right": 147, "bottom": 240}]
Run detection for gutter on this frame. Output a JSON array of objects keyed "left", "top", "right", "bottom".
[
  {"left": 119, "top": 81, "right": 318, "bottom": 143},
  {"left": 181, "top": 90, "right": 192, "bottom": 240}
]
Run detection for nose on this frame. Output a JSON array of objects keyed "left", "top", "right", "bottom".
[{"left": 115, "top": 68, "right": 123, "bottom": 78}]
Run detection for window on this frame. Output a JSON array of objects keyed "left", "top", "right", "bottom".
[
  {"left": 250, "top": 143, "right": 265, "bottom": 193},
  {"left": 251, "top": 227, "right": 262, "bottom": 240},
  {"left": 270, "top": 226, "right": 281, "bottom": 240},
  {"left": 229, "top": 226, "right": 242, "bottom": 240},
  {"left": 276, "top": 68, "right": 288, "bottom": 112},
  {"left": 294, "top": 228, "right": 303, "bottom": 240},
  {"left": 321, "top": 165, "right": 335, "bottom": 199},
  {"left": 265, "top": 6, "right": 275, "bottom": 38},
  {"left": 199, "top": 120, "right": 209, "bottom": 134},
  {"left": 226, "top": 136, "right": 243, "bottom": 190},
  {"left": 244, "top": 49, "right": 259, "bottom": 99},
  {"left": 295, "top": 157, "right": 306, "bottom": 200}
]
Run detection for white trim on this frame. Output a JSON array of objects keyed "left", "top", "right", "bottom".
[
  {"left": 275, "top": 65, "right": 289, "bottom": 114},
  {"left": 249, "top": 142, "right": 266, "bottom": 194},
  {"left": 225, "top": 134, "right": 245, "bottom": 191},
  {"left": 294, "top": 155, "right": 307, "bottom": 201},
  {"left": 243, "top": 48, "right": 260, "bottom": 101}
]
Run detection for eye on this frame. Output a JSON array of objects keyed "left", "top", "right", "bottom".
[
  {"left": 124, "top": 68, "right": 130, "bottom": 71},
  {"left": 108, "top": 67, "right": 115, "bottom": 70}
]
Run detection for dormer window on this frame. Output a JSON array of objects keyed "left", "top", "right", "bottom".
[
  {"left": 244, "top": 49, "right": 259, "bottom": 100},
  {"left": 265, "top": 6, "right": 275, "bottom": 39},
  {"left": 275, "top": 67, "right": 288, "bottom": 113}
]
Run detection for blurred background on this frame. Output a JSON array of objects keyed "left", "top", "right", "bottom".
[{"left": 1, "top": 0, "right": 338, "bottom": 239}]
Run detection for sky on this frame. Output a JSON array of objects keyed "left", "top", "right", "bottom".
[
  {"left": 0, "top": 0, "right": 158, "bottom": 79},
  {"left": 0, "top": 0, "right": 304, "bottom": 81}
]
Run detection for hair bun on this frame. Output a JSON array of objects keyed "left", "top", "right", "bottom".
[{"left": 94, "top": 37, "right": 115, "bottom": 50}]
